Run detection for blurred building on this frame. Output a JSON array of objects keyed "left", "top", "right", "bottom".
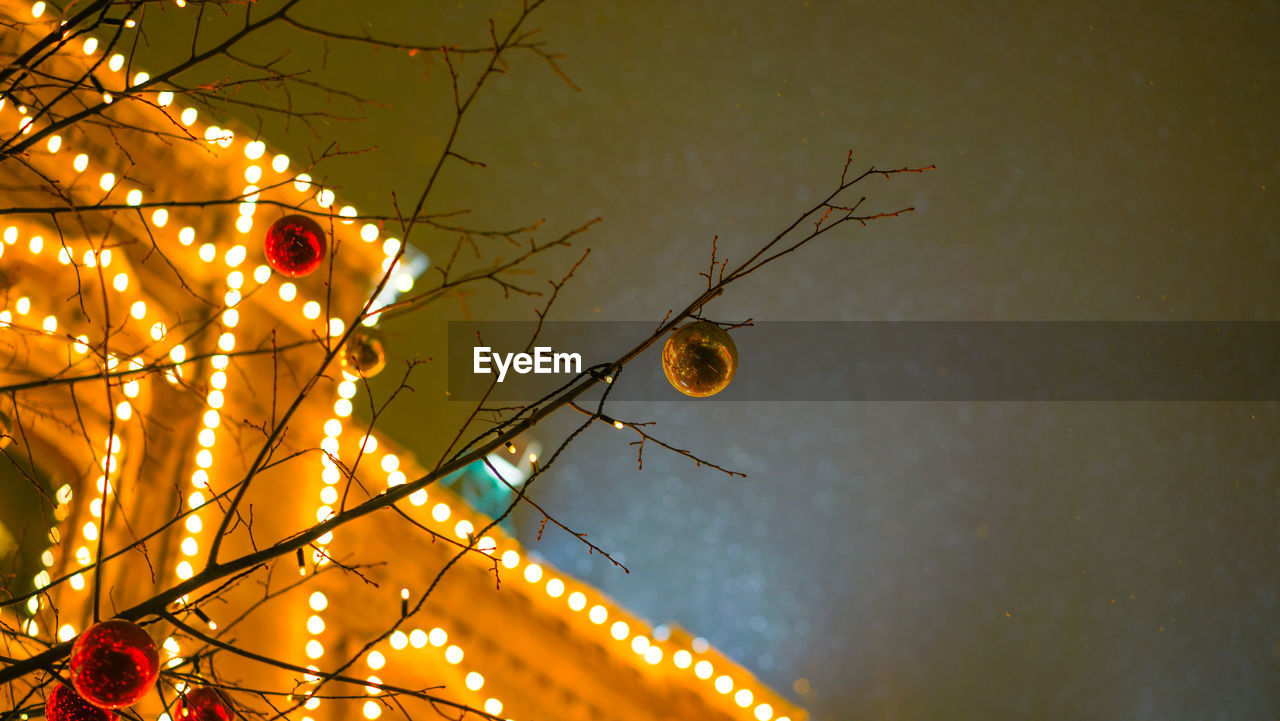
[{"left": 0, "top": 4, "right": 803, "bottom": 721}]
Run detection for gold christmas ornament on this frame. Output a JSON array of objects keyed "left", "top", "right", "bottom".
[
  {"left": 661, "top": 321, "right": 738, "bottom": 397},
  {"left": 339, "top": 329, "right": 387, "bottom": 378}
]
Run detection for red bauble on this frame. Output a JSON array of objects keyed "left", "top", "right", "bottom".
[
  {"left": 264, "top": 214, "right": 327, "bottom": 277},
  {"left": 175, "top": 686, "right": 233, "bottom": 721},
  {"left": 69, "top": 620, "right": 159, "bottom": 709},
  {"left": 46, "top": 683, "right": 115, "bottom": 721}
]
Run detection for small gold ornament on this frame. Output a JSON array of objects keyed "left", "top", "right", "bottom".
[
  {"left": 661, "top": 321, "right": 738, "bottom": 397},
  {"left": 339, "top": 329, "right": 387, "bottom": 378}
]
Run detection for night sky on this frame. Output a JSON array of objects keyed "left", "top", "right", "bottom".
[{"left": 156, "top": 2, "right": 1279, "bottom": 719}]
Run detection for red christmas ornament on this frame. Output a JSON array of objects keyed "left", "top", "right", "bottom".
[
  {"left": 264, "top": 214, "right": 327, "bottom": 277},
  {"left": 175, "top": 686, "right": 234, "bottom": 721},
  {"left": 45, "top": 683, "right": 115, "bottom": 721},
  {"left": 69, "top": 620, "right": 159, "bottom": 709}
]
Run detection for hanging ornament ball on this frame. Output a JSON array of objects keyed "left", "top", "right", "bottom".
[
  {"left": 339, "top": 328, "right": 387, "bottom": 378},
  {"left": 175, "top": 686, "right": 233, "bottom": 721},
  {"left": 45, "top": 684, "right": 116, "bottom": 721},
  {"left": 661, "top": 320, "right": 739, "bottom": 398},
  {"left": 264, "top": 214, "right": 327, "bottom": 277},
  {"left": 69, "top": 619, "right": 159, "bottom": 709}
]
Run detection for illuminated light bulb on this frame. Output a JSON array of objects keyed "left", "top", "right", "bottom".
[
  {"left": 409, "top": 489, "right": 427, "bottom": 506},
  {"left": 323, "top": 419, "right": 342, "bottom": 437},
  {"left": 380, "top": 454, "right": 399, "bottom": 472},
  {"left": 176, "top": 561, "right": 194, "bottom": 579},
  {"left": 101, "top": 248, "right": 114, "bottom": 266},
  {"left": 217, "top": 333, "right": 235, "bottom": 351},
  {"left": 431, "top": 503, "right": 450, "bottom": 522},
  {"left": 428, "top": 628, "right": 446, "bottom": 647},
  {"left": 2, "top": 227, "right": 14, "bottom": 244},
  {"left": 29, "top": 235, "right": 42, "bottom": 253},
  {"left": 150, "top": 208, "right": 169, "bottom": 227},
  {"left": 546, "top": 578, "right": 565, "bottom": 598},
  {"left": 42, "top": 315, "right": 56, "bottom": 332},
  {"left": 444, "top": 645, "right": 463, "bottom": 664},
  {"left": 320, "top": 437, "right": 339, "bottom": 455},
  {"left": 453, "top": 520, "right": 473, "bottom": 539},
  {"left": 244, "top": 165, "right": 262, "bottom": 184},
  {"left": 528, "top": 452, "right": 538, "bottom": 464},
  {"left": 362, "top": 701, "right": 380, "bottom": 719},
  {"left": 57, "top": 246, "right": 72, "bottom": 264},
  {"left": 15, "top": 297, "right": 30, "bottom": 314},
  {"left": 170, "top": 345, "right": 187, "bottom": 363},
  {"left": 130, "top": 301, "right": 146, "bottom": 319},
  {"left": 387, "top": 471, "right": 405, "bottom": 487},
  {"left": 307, "top": 615, "right": 325, "bottom": 634},
  {"left": 483, "top": 699, "right": 502, "bottom": 716},
  {"left": 226, "top": 271, "right": 244, "bottom": 291},
  {"left": 83, "top": 39, "right": 98, "bottom": 56},
  {"left": 82, "top": 522, "right": 98, "bottom": 541},
  {"left": 198, "top": 428, "right": 216, "bottom": 447},
  {"left": 694, "top": 660, "right": 713, "bottom": 679},
  {"left": 207, "top": 390, "right": 224, "bottom": 409},
  {"left": 89, "top": 499, "right": 103, "bottom": 518},
  {"left": 305, "top": 640, "right": 324, "bottom": 659},
  {"left": 157, "top": 91, "right": 173, "bottom": 106},
  {"left": 264, "top": 153, "right": 288, "bottom": 174},
  {"left": 198, "top": 243, "right": 216, "bottom": 262},
  {"left": 589, "top": 605, "right": 608, "bottom": 624},
  {"left": 338, "top": 205, "right": 357, "bottom": 224},
  {"left": 224, "top": 291, "right": 242, "bottom": 308},
  {"left": 69, "top": 574, "right": 85, "bottom": 591},
  {"left": 338, "top": 381, "right": 357, "bottom": 399},
  {"left": 381, "top": 239, "right": 402, "bottom": 259},
  {"left": 203, "top": 410, "right": 220, "bottom": 428},
  {"left": 279, "top": 282, "right": 297, "bottom": 301},
  {"left": 321, "top": 467, "right": 339, "bottom": 485},
  {"left": 389, "top": 631, "right": 408, "bottom": 650},
  {"left": 304, "top": 697, "right": 320, "bottom": 710},
  {"left": 132, "top": 71, "right": 149, "bottom": 86},
  {"left": 31, "top": 0, "right": 44, "bottom": 16},
  {"left": 126, "top": 189, "right": 142, "bottom": 205},
  {"left": 328, "top": 317, "right": 345, "bottom": 337},
  {"left": 524, "top": 564, "right": 543, "bottom": 583},
  {"left": 116, "top": 401, "right": 132, "bottom": 420},
  {"left": 235, "top": 215, "right": 253, "bottom": 234},
  {"left": 631, "top": 636, "right": 649, "bottom": 654},
  {"left": 73, "top": 335, "right": 89, "bottom": 353},
  {"left": 465, "top": 672, "right": 484, "bottom": 691},
  {"left": 42, "top": 550, "right": 55, "bottom": 567},
  {"left": 319, "top": 486, "right": 338, "bottom": 505},
  {"left": 218, "top": 130, "right": 234, "bottom": 148},
  {"left": 409, "top": 629, "right": 427, "bottom": 648},
  {"left": 209, "top": 371, "right": 227, "bottom": 390},
  {"left": 316, "top": 189, "right": 334, "bottom": 207},
  {"left": 501, "top": 550, "right": 519, "bottom": 569},
  {"left": 715, "top": 675, "right": 733, "bottom": 694},
  {"left": 225, "top": 245, "right": 247, "bottom": 267},
  {"left": 244, "top": 140, "right": 265, "bottom": 160},
  {"left": 180, "top": 537, "right": 198, "bottom": 556},
  {"left": 73, "top": 153, "right": 88, "bottom": 171},
  {"left": 220, "top": 308, "right": 239, "bottom": 328},
  {"left": 195, "top": 449, "right": 213, "bottom": 469},
  {"left": 294, "top": 173, "right": 311, "bottom": 191},
  {"left": 366, "top": 651, "right": 385, "bottom": 670},
  {"left": 179, "top": 227, "right": 195, "bottom": 245},
  {"left": 755, "top": 704, "right": 774, "bottom": 721},
  {"left": 83, "top": 249, "right": 98, "bottom": 266},
  {"left": 302, "top": 301, "right": 321, "bottom": 319},
  {"left": 334, "top": 399, "right": 353, "bottom": 417},
  {"left": 309, "top": 592, "right": 328, "bottom": 611},
  {"left": 108, "top": 53, "right": 124, "bottom": 71},
  {"left": 99, "top": 172, "right": 115, "bottom": 191},
  {"left": 360, "top": 223, "right": 379, "bottom": 242},
  {"left": 188, "top": 491, "right": 205, "bottom": 508},
  {"left": 58, "top": 624, "right": 76, "bottom": 642},
  {"left": 671, "top": 649, "right": 694, "bottom": 669},
  {"left": 568, "top": 592, "right": 587, "bottom": 611},
  {"left": 644, "top": 646, "right": 663, "bottom": 665},
  {"left": 735, "top": 689, "right": 754, "bottom": 708},
  {"left": 315, "top": 506, "right": 333, "bottom": 523},
  {"left": 150, "top": 321, "right": 166, "bottom": 340}
]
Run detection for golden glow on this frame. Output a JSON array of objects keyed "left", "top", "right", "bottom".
[
  {"left": 309, "top": 592, "right": 328, "bottom": 611},
  {"left": 715, "top": 675, "right": 733, "bottom": 694},
  {"left": 735, "top": 689, "right": 753, "bottom": 708},
  {"left": 366, "top": 651, "right": 385, "bottom": 670},
  {"left": 444, "top": 645, "right": 463, "bottom": 664}
]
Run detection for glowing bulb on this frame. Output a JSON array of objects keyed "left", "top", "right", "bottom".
[
  {"left": 179, "top": 227, "right": 195, "bottom": 245},
  {"left": 73, "top": 154, "right": 88, "bottom": 172},
  {"left": 366, "top": 651, "right": 385, "bottom": 669},
  {"left": 244, "top": 140, "right": 265, "bottom": 159},
  {"left": 294, "top": 173, "right": 312, "bottom": 191},
  {"left": 130, "top": 301, "right": 146, "bottom": 319},
  {"left": 305, "top": 640, "right": 324, "bottom": 659},
  {"left": 645, "top": 646, "right": 663, "bottom": 664},
  {"left": 524, "top": 563, "right": 543, "bottom": 583},
  {"left": 360, "top": 224, "right": 379, "bottom": 242},
  {"left": 501, "top": 550, "right": 520, "bottom": 569},
  {"left": 361, "top": 701, "right": 380, "bottom": 719},
  {"left": 409, "top": 629, "right": 427, "bottom": 648},
  {"left": 428, "top": 628, "right": 446, "bottom": 647},
  {"left": 483, "top": 699, "right": 502, "bottom": 716},
  {"left": 715, "top": 675, "right": 733, "bottom": 694},
  {"left": 568, "top": 592, "right": 586, "bottom": 611},
  {"left": 198, "top": 243, "right": 215, "bottom": 262},
  {"left": 431, "top": 503, "right": 450, "bottom": 522},
  {"left": 444, "top": 645, "right": 463, "bottom": 664},
  {"left": 272, "top": 154, "right": 289, "bottom": 172},
  {"left": 546, "top": 578, "right": 565, "bottom": 598},
  {"left": 307, "top": 616, "right": 325, "bottom": 634},
  {"left": 126, "top": 189, "right": 142, "bottom": 206},
  {"left": 589, "top": 605, "right": 608, "bottom": 624},
  {"left": 409, "top": 489, "right": 427, "bottom": 506},
  {"left": 99, "top": 173, "right": 115, "bottom": 191},
  {"left": 389, "top": 631, "right": 408, "bottom": 649},
  {"left": 755, "top": 704, "right": 774, "bottom": 721},
  {"left": 176, "top": 561, "right": 194, "bottom": 579},
  {"left": 303, "top": 301, "right": 321, "bottom": 319},
  {"left": 735, "top": 689, "right": 753, "bottom": 708},
  {"left": 158, "top": 91, "right": 173, "bottom": 106},
  {"left": 453, "top": 520, "right": 473, "bottom": 539},
  {"left": 185, "top": 515, "right": 202, "bottom": 533},
  {"left": 465, "top": 672, "right": 484, "bottom": 691},
  {"left": 279, "top": 283, "right": 297, "bottom": 301},
  {"left": 631, "top": 636, "right": 649, "bottom": 654}
]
